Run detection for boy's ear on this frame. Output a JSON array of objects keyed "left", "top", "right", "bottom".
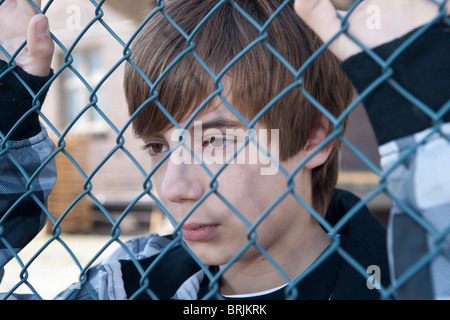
[{"left": 302, "top": 115, "right": 334, "bottom": 170}]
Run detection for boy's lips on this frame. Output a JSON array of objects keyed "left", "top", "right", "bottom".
[{"left": 181, "top": 223, "right": 218, "bottom": 241}]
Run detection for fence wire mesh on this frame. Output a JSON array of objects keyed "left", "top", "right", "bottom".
[{"left": 0, "top": 0, "right": 449, "bottom": 301}]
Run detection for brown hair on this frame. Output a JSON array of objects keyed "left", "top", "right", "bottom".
[{"left": 124, "top": 0, "right": 353, "bottom": 215}]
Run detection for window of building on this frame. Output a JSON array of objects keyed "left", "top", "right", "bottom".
[{"left": 61, "top": 49, "right": 106, "bottom": 133}]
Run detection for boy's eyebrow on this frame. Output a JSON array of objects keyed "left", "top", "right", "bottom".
[
  {"left": 188, "top": 117, "right": 248, "bottom": 132},
  {"left": 145, "top": 117, "right": 248, "bottom": 141}
]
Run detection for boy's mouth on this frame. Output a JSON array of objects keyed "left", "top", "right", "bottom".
[{"left": 181, "top": 223, "right": 219, "bottom": 241}]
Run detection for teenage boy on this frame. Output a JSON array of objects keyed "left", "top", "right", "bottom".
[{"left": 119, "top": 0, "right": 389, "bottom": 300}]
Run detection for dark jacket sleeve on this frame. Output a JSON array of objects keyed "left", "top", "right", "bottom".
[
  {"left": 0, "top": 60, "right": 53, "bottom": 140},
  {"left": 341, "top": 19, "right": 450, "bottom": 146}
]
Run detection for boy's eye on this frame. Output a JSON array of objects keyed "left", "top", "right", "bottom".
[
  {"left": 202, "top": 135, "right": 234, "bottom": 148},
  {"left": 204, "top": 136, "right": 222, "bottom": 148},
  {"left": 146, "top": 143, "right": 169, "bottom": 155}
]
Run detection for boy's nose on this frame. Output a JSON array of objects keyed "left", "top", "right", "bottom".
[{"left": 160, "top": 156, "right": 205, "bottom": 203}]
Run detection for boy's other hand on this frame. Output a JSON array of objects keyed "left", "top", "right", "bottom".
[
  {"left": 294, "top": 0, "right": 449, "bottom": 61},
  {"left": 0, "top": 0, "right": 54, "bottom": 76}
]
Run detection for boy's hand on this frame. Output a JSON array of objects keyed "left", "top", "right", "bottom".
[
  {"left": 0, "top": 0, "right": 54, "bottom": 76},
  {"left": 294, "top": 0, "right": 448, "bottom": 61}
]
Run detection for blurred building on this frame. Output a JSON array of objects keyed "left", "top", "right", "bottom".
[{"left": 44, "top": 0, "right": 156, "bottom": 234}]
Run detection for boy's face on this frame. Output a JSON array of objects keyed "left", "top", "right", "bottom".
[{"left": 144, "top": 97, "right": 321, "bottom": 267}]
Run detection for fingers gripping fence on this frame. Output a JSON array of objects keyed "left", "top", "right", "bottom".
[{"left": 0, "top": 0, "right": 449, "bottom": 300}]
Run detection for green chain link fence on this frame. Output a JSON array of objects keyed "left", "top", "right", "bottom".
[{"left": 0, "top": 0, "right": 449, "bottom": 301}]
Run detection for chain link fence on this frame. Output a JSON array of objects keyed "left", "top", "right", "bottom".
[{"left": 0, "top": 0, "right": 449, "bottom": 301}]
